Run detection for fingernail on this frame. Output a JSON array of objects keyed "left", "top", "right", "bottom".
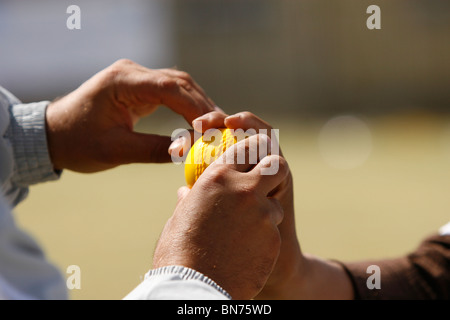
[
  {"left": 192, "top": 120, "right": 203, "bottom": 132},
  {"left": 225, "top": 114, "right": 240, "bottom": 122},
  {"left": 168, "top": 136, "right": 186, "bottom": 154}
]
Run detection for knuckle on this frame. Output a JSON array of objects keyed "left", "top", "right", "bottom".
[
  {"left": 257, "top": 134, "right": 272, "bottom": 159},
  {"left": 234, "top": 112, "right": 274, "bottom": 132},
  {"left": 104, "top": 59, "right": 135, "bottom": 81},
  {"left": 111, "top": 58, "right": 135, "bottom": 70},
  {"left": 176, "top": 71, "right": 193, "bottom": 82},
  {"left": 250, "top": 134, "right": 271, "bottom": 154},
  {"left": 238, "top": 186, "right": 259, "bottom": 201},
  {"left": 102, "top": 66, "right": 121, "bottom": 83},
  {"left": 201, "top": 165, "right": 229, "bottom": 187},
  {"left": 238, "top": 111, "right": 255, "bottom": 120},
  {"left": 257, "top": 132, "right": 271, "bottom": 144},
  {"left": 235, "top": 184, "right": 261, "bottom": 206},
  {"left": 176, "top": 78, "right": 193, "bottom": 91},
  {"left": 157, "top": 76, "right": 177, "bottom": 91}
]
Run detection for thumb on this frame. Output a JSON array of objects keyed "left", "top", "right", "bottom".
[{"left": 119, "top": 131, "right": 173, "bottom": 164}]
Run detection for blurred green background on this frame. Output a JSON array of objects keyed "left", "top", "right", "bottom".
[{"left": 2, "top": 0, "right": 450, "bottom": 299}]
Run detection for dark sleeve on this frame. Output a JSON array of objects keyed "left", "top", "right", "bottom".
[{"left": 339, "top": 234, "right": 450, "bottom": 300}]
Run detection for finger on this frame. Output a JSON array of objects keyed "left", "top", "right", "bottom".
[
  {"left": 192, "top": 111, "right": 229, "bottom": 133},
  {"left": 118, "top": 131, "right": 173, "bottom": 164},
  {"left": 225, "top": 111, "right": 282, "bottom": 156},
  {"left": 225, "top": 112, "right": 273, "bottom": 131},
  {"left": 108, "top": 60, "right": 216, "bottom": 124},
  {"left": 159, "top": 69, "right": 212, "bottom": 104},
  {"left": 212, "top": 133, "right": 271, "bottom": 173},
  {"left": 160, "top": 81, "right": 214, "bottom": 124},
  {"left": 156, "top": 69, "right": 217, "bottom": 122},
  {"left": 247, "top": 155, "right": 290, "bottom": 196},
  {"left": 168, "top": 129, "right": 196, "bottom": 159},
  {"left": 159, "top": 69, "right": 216, "bottom": 110},
  {"left": 129, "top": 68, "right": 214, "bottom": 124}
]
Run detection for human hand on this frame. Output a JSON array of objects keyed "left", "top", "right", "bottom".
[
  {"left": 184, "top": 111, "right": 354, "bottom": 300},
  {"left": 45, "top": 59, "right": 216, "bottom": 173},
  {"left": 176, "top": 111, "right": 302, "bottom": 298},
  {"left": 153, "top": 134, "right": 290, "bottom": 299}
]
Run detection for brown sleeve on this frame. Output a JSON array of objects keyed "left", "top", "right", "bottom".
[{"left": 338, "top": 234, "right": 450, "bottom": 299}]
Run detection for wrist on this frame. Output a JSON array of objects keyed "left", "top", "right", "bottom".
[
  {"left": 45, "top": 97, "right": 75, "bottom": 171},
  {"left": 296, "top": 254, "right": 355, "bottom": 300},
  {"left": 257, "top": 253, "right": 355, "bottom": 300},
  {"left": 45, "top": 101, "right": 62, "bottom": 170},
  {"left": 256, "top": 252, "right": 309, "bottom": 300}
]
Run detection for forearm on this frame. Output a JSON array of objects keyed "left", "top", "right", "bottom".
[{"left": 260, "top": 232, "right": 450, "bottom": 300}]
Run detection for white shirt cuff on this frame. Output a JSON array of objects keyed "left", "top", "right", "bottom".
[
  {"left": 7, "top": 101, "right": 61, "bottom": 187},
  {"left": 123, "top": 266, "right": 232, "bottom": 300}
]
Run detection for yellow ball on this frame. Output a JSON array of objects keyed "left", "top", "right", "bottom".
[{"left": 185, "top": 128, "right": 237, "bottom": 188}]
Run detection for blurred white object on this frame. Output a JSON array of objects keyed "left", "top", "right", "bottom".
[
  {"left": 439, "top": 222, "right": 450, "bottom": 236},
  {"left": 0, "top": 0, "right": 174, "bottom": 100},
  {"left": 318, "top": 115, "right": 373, "bottom": 170}
]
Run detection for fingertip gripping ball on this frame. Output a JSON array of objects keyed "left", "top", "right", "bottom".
[{"left": 185, "top": 128, "right": 237, "bottom": 188}]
